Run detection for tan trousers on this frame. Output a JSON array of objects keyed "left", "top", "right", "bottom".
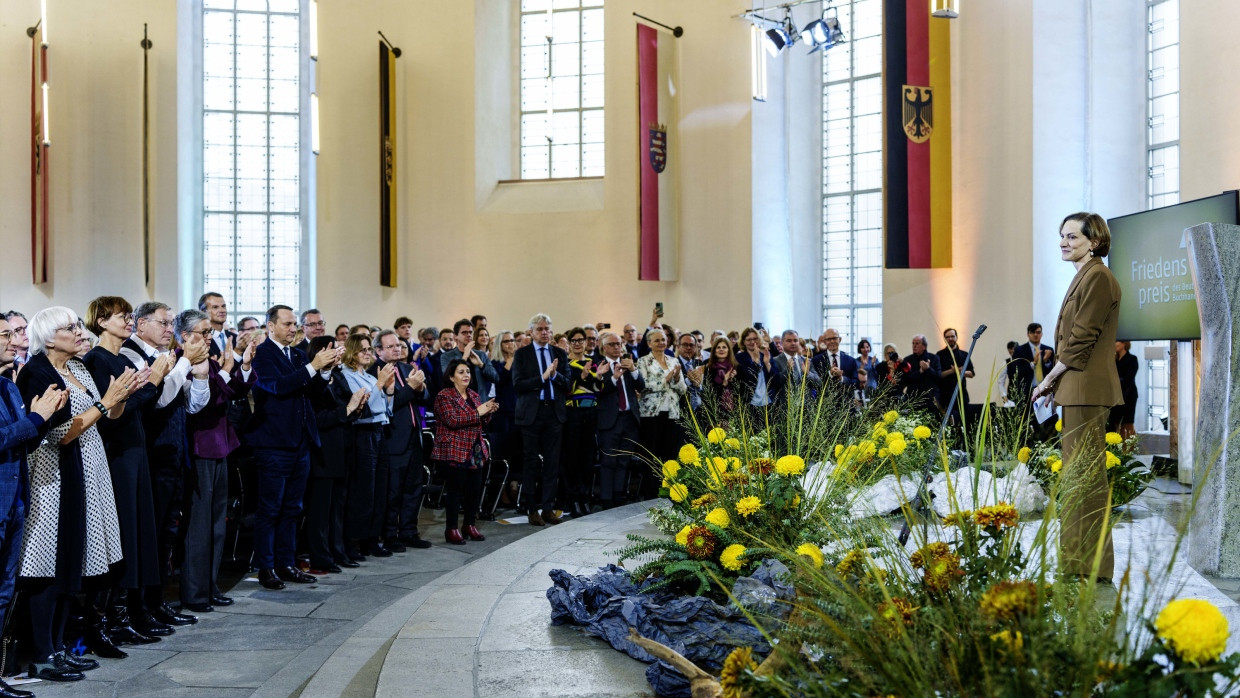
[{"left": 1058, "top": 405, "right": 1114, "bottom": 579}]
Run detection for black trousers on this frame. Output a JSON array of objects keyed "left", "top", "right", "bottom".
[
  {"left": 639, "top": 412, "right": 679, "bottom": 498},
  {"left": 346, "top": 427, "right": 389, "bottom": 542},
  {"left": 305, "top": 475, "right": 348, "bottom": 566},
  {"left": 561, "top": 406, "right": 598, "bottom": 505},
  {"left": 598, "top": 412, "right": 640, "bottom": 503},
  {"left": 146, "top": 457, "right": 182, "bottom": 608},
  {"left": 443, "top": 465, "right": 485, "bottom": 530},
  {"left": 520, "top": 403, "right": 563, "bottom": 512},
  {"left": 25, "top": 582, "right": 70, "bottom": 660},
  {"left": 385, "top": 446, "right": 426, "bottom": 539},
  {"left": 180, "top": 458, "right": 228, "bottom": 607}
]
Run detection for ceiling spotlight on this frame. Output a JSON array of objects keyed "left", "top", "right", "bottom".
[
  {"left": 764, "top": 22, "right": 794, "bottom": 56},
  {"left": 803, "top": 7, "right": 846, "bottom": 53}
]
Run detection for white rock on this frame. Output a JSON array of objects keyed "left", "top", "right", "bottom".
[
  {"left": 849, "top": 474, "right": 921, "bottom": 518},
  {"left": 928, "top": 465, "right": 1048, "bottom": 517}
]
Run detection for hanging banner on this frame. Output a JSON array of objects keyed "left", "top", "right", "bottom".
[
  {"left": 379, "top": 41, "right": 397, "bottom": 287},
  {"left": 31, "top": 26, "right": 50, "bottom": 284},
  {"left": 883, "top": 0, "right": 952, "bottom": 269},
  {"left": 636, "top": 22, "right": 680, "bottom": 281}
]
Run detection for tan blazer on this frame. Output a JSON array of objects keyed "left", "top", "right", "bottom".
[{"left": 1053, "top": 257, "right": 1123, "bottom": 407}]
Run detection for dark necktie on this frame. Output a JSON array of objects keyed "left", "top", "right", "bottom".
[
  {"left": 393, "top": 367, "right": 415, "bottom": 425},
  {"left": 284, "top": 346, "right": 292, "bottom": 363},
  {"left": 539, "top": 347, "right": 552, "bottom": 400},
  {"left": 615, "top": 361, "right": 628, "bottom": 411}
]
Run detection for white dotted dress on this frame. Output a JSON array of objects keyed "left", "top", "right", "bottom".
[{"left": 20, "top": 360, "right": 123, "bottom": 578}]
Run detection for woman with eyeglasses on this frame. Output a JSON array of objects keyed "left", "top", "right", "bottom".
[
  {"left": 340, "top": 334, "right": 397, "bottom": 560},
  {"left": 81, "top": 297, "right": 178, "bottom": 657},
  {"left": 16, "top": 307, "right": 141, "bottom": 681},
  {"left": 487, "top": 331, "right": 521, "bottom": 507},
  {"left": 561, "top": 327, "right": 604, "bottom": 516}
]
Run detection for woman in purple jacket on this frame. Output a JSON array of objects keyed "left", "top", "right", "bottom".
[{"left": 175, "top": 310, "right": 255, "bottom": 613}]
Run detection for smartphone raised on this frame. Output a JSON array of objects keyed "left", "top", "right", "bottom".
[{"left": 655, "top": 302, "right": 664, "bottom": 317}]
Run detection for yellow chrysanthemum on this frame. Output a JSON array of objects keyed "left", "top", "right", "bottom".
[
  {"left": 795, "top": 543, "right": 824, "bottom": 568},
  {"left": 1155, "top": 599, "right": 1229, "bottom": 666},
  {"left": 707, "top": 427, "right": 727, "bottom": 444},
  {"left": 735, "top": 496, "right": 762, "bottom": 518},
  {"left": 835, "top": 549, "right": 864, "bottom": 577},
  {"left": 675, "top": 525, "right": 691, "bottom": 546},
  {"left": 857, "top": 440, "right": 877, "bottom": 462},
  {"left": 990, "top": 630, "right": 1024, "bottom": 654},
  {"left": 728, "top": 457, "right": 742, "bottom": 472},
  {"left": 705, "top": 507, "right": 731, "bottom": 529},
  {"left": 720, "top": 646, "right": 757, "bottom": 698},
  {"left": 775, "top": 455, "right": 806, "bottom": 476},
  {"left": 883, "top": 410, "right": 899, "bottom": 424},
  {"left": 662, "top": 460, "right": 681, "bottom": 479},
  {"left": 691, "top": 493, "right": 717, "bottom": 509},
  {"left": 1106, "top": 431, "right": 1123, "bottom": 446},
  {"left": 661, "top": 478, "right": 670, "bottom": 489},
  {"left": 872, "top": 423, "right": 888, "bottom": 439},
  {"left": 878, "top": 448, "right": 890, "bottom": 458},
  {"left": 791, "top": 495, "right": 801, "bottom": 508},
  {"left": 980, "top": 581, "right": 1040, "bottom": 622},
  {"left": 1106, "top": 451, "right": 1121, "bottom": 469},
  {"left": 913, "top": 425, "right": 932, "bottom": 440},
  {"left": 1049, "top": 457, "right": 1063, "bottom": 473},
  {"left": 833, "top": 444, "right": 844, "bottom": 459},
  {"left": 1055, "top": 418, "right": 1063, "bottom": 432},
  {"left": 720, "top": 543, "right": 747, "bottom": 571},
  {"left": 973, "top": 502, "right": 1019, "bottom": 529},
  {"left": 889, "top": 439, "right": 907, "bottom": 456},
  {"left": 668, "top": 483, "right": 689, "bottom": 502},
  {"left": 1017, "top": 447, "right": 1032, "bottom": 464},
  {"left": 679, "top": 443, "right": 700, "bottom": 464},
  {"left": 877, "top": 597, "right": 919, "bottom": 638},
  {"left": 884, "top": 431, "right": 905, "bottom": 446},
  {"left": 724, "top": 437, "right": 741, "bottom": 450}
]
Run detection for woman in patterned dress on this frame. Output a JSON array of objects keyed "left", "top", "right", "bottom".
[
  {"left": 636, "top": 329, "right": 688, "bottom": 497},
  {"left": 15, "top": 307, "right": 138, "bottom": 681}
]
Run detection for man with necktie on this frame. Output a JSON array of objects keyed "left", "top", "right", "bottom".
[
  {"left": 244, "top": 305, "right": 342, "bottom": 589},
  {"left": 675, "top": 333, "right": 704, "bottom": 420},
  {"left": 511, "top": 314, "right": 569, "bottom": 526},
  {"left": 198, "top": 293, "right": 238, "bottom": 360},
  {"left": 373, "top": 330, "right": 434, "bottom": 550},
  {"left": 594, "top": 332, "right": 644, "bottom": 510},
  {"left": 773, "top": 330, "right": 821, "bottom": 404},
  {"left": 811, "top": 328, "right": 858, "bottom": 393}
]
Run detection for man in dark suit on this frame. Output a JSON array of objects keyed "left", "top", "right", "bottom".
[
  {"left": 245, "top": 305, "right": 341, "bottom": 590},
  {"left": 901, "top": 334, "right": 942, "bottom": 411},
  {"left": 199, "top": 292, "right": 238, "bottom": 360},
  {"left": 772, "top": 330, "right": 821, "bottom": 404},
  {"left": 936, "top": 328, "right": 975, "bottom": 407},
  {"left": 427, "top": 328, "right": 456, "bottom": 395},
  {"left": 512, "top": 313, "right": 570, "bottom": 526},
  {"left": 1008, "top": 322, "right": 1055, "bottom": 406},
  {"left": 811, "top": 328, "right": 858, "bottom": 393},
  {"left": 295, "top": 309, "right": 327, "bottom": 355},
  {"left": 594, "top": 332, "right": 644, "bottom": 509},
  {"left": 373, "top": 330, "right": 433, "bottom": 550}
]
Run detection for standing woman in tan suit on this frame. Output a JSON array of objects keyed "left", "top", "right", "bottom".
[{"left": 1031, "top": 212, "right": 1123, "bottom": 582}]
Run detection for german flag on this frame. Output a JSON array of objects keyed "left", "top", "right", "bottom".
[{"left": 884, "top": 0, "right": 951, "bottom": 269}]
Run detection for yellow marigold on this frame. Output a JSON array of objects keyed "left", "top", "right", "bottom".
[
  {"left": 877, "top": 597, "right": 918, "bottom": 637},
  {"left": 980, "top": 581, "right": 1040, "bottom": 622},
  {"left": 720, "top": 646, "right": 757, "bottom": 698},
  {"left": 889, "top": 439, "right": 907, "bottom": 456},
  {"left": 750, "top": 458, "right": 774, "bottom": 476},
  {"left": 661, "top": 478, "right": 670, "bottom": 489},
  {"left": 691, "top": 493, "right": 717, "bottom": 509},
  {"left": 707, "top": 427, "right": 727, "bottom": 444},
  {"left": 913, "top": 425, "right": 932, "bottom": 440},
  {"left": 990, "top": 630, "right": 1024, "bottom": 654},
  {"left": 872, "top": 423, "right": 888, "bottom": 439},
  {"left": 1049, "top": 457, "right": 1063, "bottom": 473},
  {"left": 675, "top": 525, "right": 691, "bottom": 546},
  {"left": 943, "top": 509, "right": 973, "bottom": 527},
  {"left": 668, "top": 483, "right": 689, "bottom": 502},
  {"left": 791, "top": 495, "right": 801, "bottom": 508},
  {"left": 724, "top": 437, "right": 741, "bottom": 450},
  {"left": 1106, "top": 431, "right": 1123, "bottom": 446},
  {"left": 728, "top": 457, "right": 743, "bottom": 472},
  {"left": 884, "top": 431, "right": 905, "bottom": 446},
  {"left": 835, "top": 549, "right": 864, "bottom": 577},
  {"left": 1155, "top": 599, "right": 1229, "bottom": 666},
  {"left": 679, "top": 443, "right": 700, "bottom": 464},
  {"left": 973, "top": 502, "right": 1019, "bottom": 529},
  {"left": 775, "top": 455, "right": 806, "bottom": 476},
  {"left": 883, "top": 410, "right": 899, "bottom": 424},
  {"left": 857, "top": 440, "right": 877, "bottom": 462},
  {"left": 662, "top": 460, "right": 681, "bottom": 479},
  {"left": 795, "top": 543, "right": 824, "bottom": 568},
  {"left": 1106, "top": 451, "right": 1121, "bottom": 469},
  {"left": 909, "top": 542, "right": 952, "bottom": 570},
  {"left": 833, "top": 444, "right": 844, "bottom": 459},
  {"left": 720, "top": 543, "right": 747, "bottom": 571},
  {"left": 1055, "top": 418, "right": 1063, "bottom": 432},
  {"left": 878, "top": 448, "right": 890, "bottom": 458},
  {"left": 735, "top": 496, "right": 762, "bottom": 518},
  {"left": 721, "top": 472, "right": 748, "bottom": 488},
  {"left": 705, "top": 507, "right": 731, "bottom": 529},
  {"left": 923, "top": 553, "right": 964, "bottom": 594},
  {"left": 1017, "top": 446, "right": 1032, "bottom": 463}
]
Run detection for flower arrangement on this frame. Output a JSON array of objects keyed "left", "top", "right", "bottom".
[
  {"left": 1022, "top": 432, "right": 1152, "bottom": 509},
  {"left": 830, "top": 409, "right": 939, "bottom": 482}
]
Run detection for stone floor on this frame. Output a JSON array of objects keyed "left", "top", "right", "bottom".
[{"left": 18, "top": 474, "right": 1240, "bottom": 697}]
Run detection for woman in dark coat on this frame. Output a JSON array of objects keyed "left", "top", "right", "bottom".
[
  {"left": 1108, "top": 340, "right": 1139, "bottom": 439},
  {"left": 82, "top": 297, "right": 173, "bottom": 657},
  {"left": 305, "top": 336, "right": 369, "bottom": 572}
]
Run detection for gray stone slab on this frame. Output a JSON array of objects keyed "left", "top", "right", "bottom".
[
  {"left": 152, "top": 613, "right": 348, "bottom": 651},
  {"left": 297, "top": 636, "right": 389, "bottom": 698},
  {"left": 476, "top": 648, "right": 651, "bottom": 697},
  {"left": 72, "top": 647, "right": 176, "bottom": 682},
  {"left": 398, "top": 584, "right": 505, "bottom": 639},
  {"left": 385, "top": 570, "right": 450, "bottom": 590},
  {"left": 478, "top": 591, "right": 600, "bottom": 652},
  {"left": 377, "top": 637, "right": 475, "bottom": 698},
  {"left": 310, "top": 582, "right": 411, "bottom": 620},
  {"left": 152, "top": 649, "right": 300, "bottom": 688},
  {"left": 119, "top": 671, "right": 257, "bottom": 697},
  {"left": 510, "top": 562, "right": 593, "bottom": 593},
  {"left": 214, "top": 592, "right": 323, "bottom": 618}
]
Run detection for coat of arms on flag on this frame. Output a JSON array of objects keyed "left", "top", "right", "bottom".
[
  {"left": 648, "top": 124, "right": 667, "bottom": 174},
  {"left": 902, "top": 85, "right": 933, "bottom": 143}
]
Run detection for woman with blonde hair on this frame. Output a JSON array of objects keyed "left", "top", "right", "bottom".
[{"left": 340, "top": 334, "right": 396, "bottom": 559}]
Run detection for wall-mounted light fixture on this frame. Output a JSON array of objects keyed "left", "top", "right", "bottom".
[
  {"left": 931, "top": 0, "right": 959, "bottom": 19},
  {"left": 310, "top": 92, "right": 320, "bottom": 154},
  {"left": 309, "top": 0, "right": 318, "bottom": 60}
]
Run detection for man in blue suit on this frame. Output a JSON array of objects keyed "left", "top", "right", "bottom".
[
  {"left": 245, "top": 305, "right": 342, "bottom": 590},
  {"left": 811, "top": 328, "right": 858, "bottom": 391},
  {"left": 0, "top": 317, "right": 65, "bottom": 698}
]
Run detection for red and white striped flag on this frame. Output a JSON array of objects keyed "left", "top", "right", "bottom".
[{"left": 637, "top": 22, "right": 679, "bottom": 281}]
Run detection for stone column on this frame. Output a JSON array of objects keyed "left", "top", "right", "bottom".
[{"left": 1187, "top": 222, "right": 1240, "bottom": 576}]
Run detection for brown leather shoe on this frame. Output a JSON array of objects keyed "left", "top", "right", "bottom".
[
  {"left": 528, "top": 511, "right": 545, "bottom": 527},
  {"left": 542, "top": 510, "right": 562, "bottom": 525}
]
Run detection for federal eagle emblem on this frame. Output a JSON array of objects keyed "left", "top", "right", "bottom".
[
  {"left": 648, "top": 124, "right": 668, "bottom": 174},
  {"left": 902, "top": 85, "right": 933, "bottom": 144}
]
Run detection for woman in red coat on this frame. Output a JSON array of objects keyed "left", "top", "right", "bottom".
[{"left": 432, "top": 359, "right": 499, "bottom": 544}]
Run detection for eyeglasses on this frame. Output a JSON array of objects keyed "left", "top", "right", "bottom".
[
  {"left": 359, "top": 347, "right": 374, "bottom": 353},
  {"left": 10, "top": 326, "right": 26, "bottom": 336},
  {"left": 192, "top": 329, "right": 213, "bottom": 339},
  {"left": 0, "top": 331, "right": 11, "bottom": 340},
  {"left": 144, "top": 318, "right": 172, "bottom": 329},
  {"left": 569, "top": 337, "right": 586, "bottom": 343},
  {"left": 501, "top": 338, "right": 516, "bottom": 343},
  {"left": 56, "top": 321, "right": 86, "bottom": 334},
  {"left": 602, "top": 341, "right": 622, "bottom": 347},
  {"left": 304, "top": 321, "right": 326, "bottom": 329},
  {"left": 678, "top": 341, "right": 696, "bottom": 347}
]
